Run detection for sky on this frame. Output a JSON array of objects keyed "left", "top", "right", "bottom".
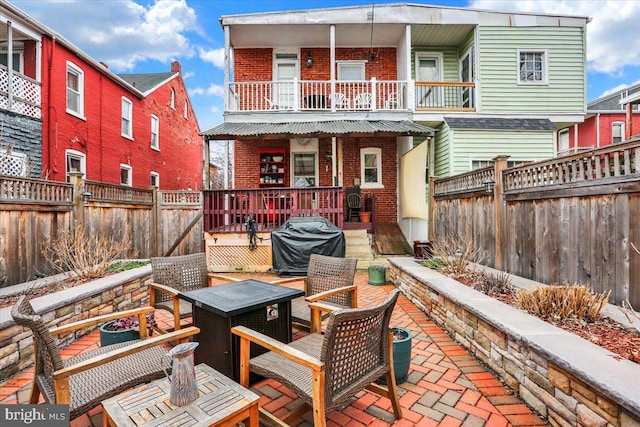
[{"left": 9, "top": 0, "right": 640, "bottom": 132}]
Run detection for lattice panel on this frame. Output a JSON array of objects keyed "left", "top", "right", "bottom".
[
  {"left": 0, "top": 150, "right": 27, "bottom": 176},
  {"left": 207, "top": 244, "right": 272, "bottom": 272}
]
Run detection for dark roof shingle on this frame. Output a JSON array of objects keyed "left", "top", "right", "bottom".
[{"left": 444, "top": 117, "right": 556, "bottom": 131}]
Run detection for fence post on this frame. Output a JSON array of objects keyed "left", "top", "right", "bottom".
[
  {"left": 493, "top": 155, "right": 509, "bottom": 270},
  {"left": 69, "top": 171, "right": 84, "bottom": 228},
  {"left": 152, "top": 187, "right": 159, "bottom": 257},
  {"left": 428, "top": 176, "right": 436, "bottom": 240}
]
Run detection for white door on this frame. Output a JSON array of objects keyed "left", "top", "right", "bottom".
[
  {"left": 460, "top": 50, "right": 473, "bottom": 108},
  {"left": 416, "top": 54, "right": 442, "bottom": 107},
  {"left": 274, "top": 54, "right": 298, "bottom": 109}
]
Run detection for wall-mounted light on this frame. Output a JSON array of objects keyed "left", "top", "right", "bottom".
[
  {"left": 325, "top": 151, "right": 332, "bottom": 160},
  {"left": 81, "top": 191, "right": 92, "bottom": 203},
  {"left": 306, "top": 51, "right": 313, "bottom": 68},
  {"left": 483, "top": 179, "right": 495, "bottom": 194}
]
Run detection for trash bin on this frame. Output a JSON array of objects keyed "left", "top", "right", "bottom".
[{"left": 413, "top": 240, "right": 433, "bottom": 260}]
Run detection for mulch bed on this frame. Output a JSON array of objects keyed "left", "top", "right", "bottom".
[{"left": 453, "top": 273, "right": 640, "bottom": 364}]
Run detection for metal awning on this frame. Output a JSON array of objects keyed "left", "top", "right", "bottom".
[{"left": 201, "top": 120, "right": 436, "bottom": 140}]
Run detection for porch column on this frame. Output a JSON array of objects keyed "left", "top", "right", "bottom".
[
  {"left": 224, "top": 25, "right": 230, "bottom": 111},
  {"left": 627, "top": 102, "right": 633, "bottom": 140},
  {"left": 331, "top": 137, "right": 337, "bottom": 186},
  {"left": 330, "top": 24, "right": 336, "bottom": 112}
]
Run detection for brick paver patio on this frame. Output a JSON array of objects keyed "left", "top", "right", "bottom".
[{"left": 0, "top": 271, "right": 548, "bottom": 426}]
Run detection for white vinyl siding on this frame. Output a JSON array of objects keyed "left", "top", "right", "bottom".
[
  {"left": 433, "top": 122, "right": 452, "bottom": 177},
  {"left": 477, "top": 26, "right": 585, "bottom": 113}
]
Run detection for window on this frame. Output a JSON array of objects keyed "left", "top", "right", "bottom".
[
  {"left": 65, "top": 149, "right": 86, "bottom": 182},
  {"left": 337, "top": 62, "right": 365, "bottom": 80},
  {"left": 558, "top": 129, "right": 570, "bottom": 152},
  {"left": 360, "top": 147, "right": 383, "bottom": 189},
  {"left": 612, "top": 122, "right": 625, "bottom": 144},
  {"left": 292, "top": 153, "right": 316, "bottom": 187},
  {"left": 150, "top": 114, "right": 159, "bottom": 150},
  {"left": 120, "top": 164, "right": 132, "bottom": 186},
  {"left": 183, "top": 100, "right": 188, "bottom": 119},
  {"left": 518, "top": 50, "right": 547, "bottom": 84},
  {"left": 0, "top": 50, "right": 23, "bottom": 73},
  {"left": 121, "top": 97, "right": 133, "bottom": 138},
  {"left": 66, "top": 61, "right": 84, "bottom": 117},
  {"left": 0, "top": 148, "right": 27, "bottom": 176},
  {"left": 170, "top": 88, "right": 175, "bottom": 109},
  {"left": 471, "top": 159, "right": 532, "bottom": 170},
  {"left": 150, "top": 171, "right": 159, "bottom": 188}
]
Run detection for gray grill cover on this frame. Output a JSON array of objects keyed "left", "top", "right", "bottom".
[{"left": 271, "top": 217, "right": 345, "bottom": 275}]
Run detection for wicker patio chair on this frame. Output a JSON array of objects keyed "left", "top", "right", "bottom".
[
  {"left": 232, "top": 289, "right": 402, "bottom": 427},
  {"left": 269, "top": 254, "right": 358, "bottom": 332},
  {"left": 149, "top": 253, "right": 214, "bottom": 333},
  {"left": 11, "top": 295, "right": 198, "bottom": 420}
]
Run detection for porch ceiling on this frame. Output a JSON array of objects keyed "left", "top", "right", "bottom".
[
  {"left": 411, "top": 24, "right": 475, "bottom": 46},
  {"left": 201, "top": 120, "right": 435, "bottom": 140}
]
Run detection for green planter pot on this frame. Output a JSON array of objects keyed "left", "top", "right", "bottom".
[
  {"left": 378, "top": 326, "right": 412, "bottom": 385},
  {"left": 368, "top": 265, "right": 387, "bottom": 285},
  {"left": 99, "top": 321, "right": 140, "bottom": 347}
]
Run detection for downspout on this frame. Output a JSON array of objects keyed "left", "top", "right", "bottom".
[
  {"left": 573, "top": 124, "right": 578, "bottom": 151},
  {"left": 46, "top": 36, "right": 56, "bottom": 175},
  {"left": 99, "top": 74, "right": 103, "bottom": 180}
]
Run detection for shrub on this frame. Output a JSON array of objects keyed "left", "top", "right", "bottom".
[
  {"left": 517, "top": 285, "right": 610, "bottom": 322},
  {"left": 106, "top": 260, "right": 150, "bottom": 273},
  {"left": 43, "top": 224, "right": 133, "bottom": 282},
  {"left": 474, "top": 271, "right": 515, "bottom": 299},
  {"left": 422, "top": 257, "right": 445, "bottom": 270},
  {"left": 103, "top": 313, "right": 157, "bottom": 333}
]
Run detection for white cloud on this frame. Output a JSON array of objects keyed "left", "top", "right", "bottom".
[
  {"left": 210, "top": 105, "right": 220, "bottom": 113},
  {"left": 189, "top": 84, "right": 225, "bottom": 97},
  {"left": 198, "top": 48, "right": 225, "bottom": 70},
  {"left": 469, "top": 0, "right": 640, "bottom": 76},
  {"left": 12, "top": 0, "right": 199, "bottom": 71},
  {"left": 599, "top": 79, "right": 640, "bottom": 98},
  {"left": 182, "top": 71, "right": 195, "bottom": 80}
]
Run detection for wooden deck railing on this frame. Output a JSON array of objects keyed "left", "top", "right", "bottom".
[
  {"left": 203, "top": 187, "right": 344, "bottom": 233},
  {"left": 433, "top": 167, "right": 494, "bottom": 197}
]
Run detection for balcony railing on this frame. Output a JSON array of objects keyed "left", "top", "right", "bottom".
[
  {"left": 228, "top": 79, "right": 407, "bottom": 112},
  {"left": 0, "top": 65, "right": 41, "bottom": 119},
  {"left": 203, "top": 186, "right": 344, "bottom": 233},
  {"left": 415, "top": 81, "right": 475, "bottom": 111}
]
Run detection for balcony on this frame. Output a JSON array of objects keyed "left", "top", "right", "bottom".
[
  {"left": 415, "top": 81, "right": 475, "bottom": 112},
  {"left": 0, "top": 65, "right": 41, "bottom": 119},
  {"left": 226, "top": 79, "right": 476, "bottom": 113},
  {"left": 228, "top": 79, "right": 408, "bottom": 113}
]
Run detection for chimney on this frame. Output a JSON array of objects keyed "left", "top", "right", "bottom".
[
  {"left": 171, "top": 60, "right": 181, "bottom": 74},
  {"left": 99, "top": 61, "right": 108, "bottom": 69}
]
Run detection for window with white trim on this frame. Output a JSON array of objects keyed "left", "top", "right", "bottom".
[
  {"left": 558, "top": 129, "right": 570, "bottom": 152},
  {"left": 337, "top": 61, "right": 365, "bottom": 80},
  {"left": 66, "top": 61, "right": 84, "bottom": 117},
  {"left": 170, "top": 88, "right": 175, "bottom": 109},
  {"left": 65, "top": 149, "right": 86, "bottom": 182},
  {"left": 471, "top": 159, "right": 532, "bottom": 170},
  {"left": 0, "top": 50, "right": 23, "bottom": 73},
  {"left": 150, "top": 114, "right": 159, "bottom": 150},
  {"left": 183, "top": 100, "right": 188, "bottom": 119},
  {"left": 612, "top": 121, "right": 625, "bottom": 144},
  {"left": 518, "top": 50, "right": 547, "bottom": 84},
  {"left": 0, "top": 148, "right": 28, "bottom": 176},
  {"left": 360, "top": 147, "right": 383, "bottom": 189},
  {"left": 120, "top": 164, "right": 132, "bottom": 186},
  {"left": 121, "top": 97, "right": 133, "bottom": 138},
  {"left": 150, "top": 171, "right": 159, "bottom": 188}
]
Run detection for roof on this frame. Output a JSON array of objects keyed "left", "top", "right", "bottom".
[
  {"left": 444, "top": 117, "right": 556, "bottom": 131},
  {"left": 588, "top": 83, "right": 640, "bottom": 111},
  {"left": 201, "top": 120, "right": 435, "bottom": 140},
  {"left": 117, "top": 72, "right": 177, "bottom": 94}
]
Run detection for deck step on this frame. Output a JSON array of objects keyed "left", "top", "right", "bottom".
[{"left": 344, "top": 229, "right": 375, "bottom": 265}]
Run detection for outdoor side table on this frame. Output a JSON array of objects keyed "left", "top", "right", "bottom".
[
  {"left": 179, "top": 279, "right": 304, "bottom": 382},
  {"left": 102, "top": 363, "right": 259, "bottom": 427}
]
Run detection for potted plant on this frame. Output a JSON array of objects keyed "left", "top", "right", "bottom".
[
  {"left": 378, "top": 326, "right": 412, "bottom": 385},
  {"left": 99, "top": 313, "right": 157, "bottom": 347},
  {"left": 359, "top": 211, "right": 372, "bottom": 222},
  {"left": 368, "top": 264, "right": 387, "bottom": 285}
]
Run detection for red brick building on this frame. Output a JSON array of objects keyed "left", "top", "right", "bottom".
[
  {"left": 1, "top": 2, "right": 203, "bottom": 190},
  {"left": 557, "top": 83, "right": 640, "bottom": 155}
]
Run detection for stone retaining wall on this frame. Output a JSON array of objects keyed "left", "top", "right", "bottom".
[
  {"left": 389, "top": 258, "right": 640, "bottom": 427},
  {"left": 0, "top": 266, "right": 152, "bottom": 381}
]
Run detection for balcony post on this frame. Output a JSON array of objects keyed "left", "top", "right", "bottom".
[
  {"left": 330, "top": 24, "right": 336, "bottom": 113},
  {"left": 223, "top": 25, "right": 230, "bottom": 111},
  {"left": 371, "top": 77, "right": 377, "bottom": 112},
  {"left": 293, "top": 77, "right": 300, "bottom": 112},
  {"left": 407, "top": 80, "right": 415, "bottom": 112},
  {"left": 7, "top": 21, "right": 13, "bottom": 110}
]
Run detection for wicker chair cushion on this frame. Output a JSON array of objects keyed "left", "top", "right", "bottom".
[
  {"left": 250, "top": 333, "right": 324, "bottom": 408},
  {"left": 56, "top": 341, "right": 169, "bottom": 419},
  {"left": 154, "top": 298, "right": 193, "bottom": 318},
  {"left": 290, "top": 296, "right": 331, "bottom": 327}
]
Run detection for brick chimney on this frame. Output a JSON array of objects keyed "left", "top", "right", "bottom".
[{"left": 171, "top": 60, "right": 181, "bottom": 74}]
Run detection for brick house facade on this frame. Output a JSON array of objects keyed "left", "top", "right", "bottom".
[{"left": 0, "top": 3, "right": 203, "bottom": 190}]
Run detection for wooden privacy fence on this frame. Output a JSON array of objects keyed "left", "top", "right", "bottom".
[
  {"left": 431, "top": 139, "right": 640, "bottom": 306},
  {"left": 0, "top": 172, "right": 203, "bottom": 288}
]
